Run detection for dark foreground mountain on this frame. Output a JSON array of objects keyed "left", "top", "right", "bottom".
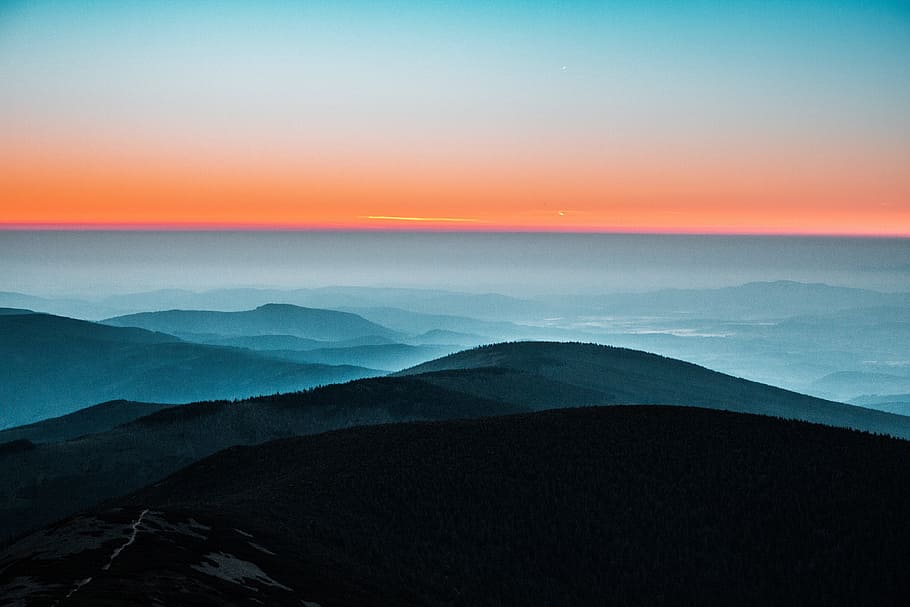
[
  {"left": 0, "top": 311, "right": 378, "bottom": 428},
  {"left": 103, "top": 303, "right": 401, "bottom": 342},
  {"left": 4, "top": 341, "right": 910, "bottom": 541},
  {"left": 2, "top": 407, "right": 909, "bottom": 606},
  {"left": 0, "top": 377, "right": 520, "bottom": 540}
]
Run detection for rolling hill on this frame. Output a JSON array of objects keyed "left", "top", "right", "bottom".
[
  {"left": 0, "top": 311, "right": 379, "bottom": 428},
  {"left": 260, "top": 343, "right": 457, "bottom": 372},
  {"left": 103, "top": 303, "right": 402, "bottom": 341},
  {"left": 0, "top": 400, "right": 173, "bottom": 445},
  {"left": 2, "top": 406, "right": 909, "bottom": 605},
  {"left": 2, "top": 341, "right": 908, "bottom": 543},
  {"left": 397, "top": 341, "right": 910, "bottom": 436},
  {"left": 0, "top": 376, "right": 521, "bottom": 540}
]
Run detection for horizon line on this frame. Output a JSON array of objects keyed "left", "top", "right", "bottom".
[{"left": 0, "top": 222, "right": 908, "bottom": 238}]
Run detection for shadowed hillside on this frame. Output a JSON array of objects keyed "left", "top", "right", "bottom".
[
  {"left": 0, "top": 400, "right": 172, "bottom": 444},
  {"left": 397, "top": 341, "right": 910, "bottom": 437},
  {"left": 3, "top": 341, "right": 909, "bottom": 541},
  {"left": 3, "top": 407, "right": 909, "bottom": 605},
  {"left": 0, "top": 377, "right": 524, "bottom": 540}
]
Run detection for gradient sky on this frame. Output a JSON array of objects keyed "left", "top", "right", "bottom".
[{"left": 1, "top": 1, "right": 909, "bottom": 234}]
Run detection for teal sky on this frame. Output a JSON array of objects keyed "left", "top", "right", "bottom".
[
  {"left": 1, "top": 1, "right": 908, "bottom": 233},
  {"left": 4, "top": 1, "right": 908, "bottom": 141}
]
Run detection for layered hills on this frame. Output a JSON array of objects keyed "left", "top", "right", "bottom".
[
  {"left": 3, "top": 341, "right": 908, "bottom": 542},
  {"left": 0, "top": 400, "right": 172, "bottom": 445},
  {"left": 102, "top": 304, "right": 460, "bottom": 371},
  {"left": 0, "top": 311, "right": 378, "bottom": 428}
]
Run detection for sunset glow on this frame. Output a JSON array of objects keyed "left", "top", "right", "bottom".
[{"left": 1, "top": 1, "right": 908, "bottom": 235}]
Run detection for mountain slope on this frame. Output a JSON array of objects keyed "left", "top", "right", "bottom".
[
  {"left": 0, "top": 400, "right": 173, "bottom": 445},
  {"left": 103, "top": 304, "right": 401, "bottom": 341},
  {"left": 261, "top": 343, "right": 457, "bottom": 372},
  {"left": 0, "top": 377, "right": 523, "bottom": 540},
  {"left": 4, "top": 341, "right": 908, "bottom": 541},
  {"left": 0, "top": 312, "right": 378, "bottom": 428},
  {"left": 397, "top": 341, "right": 910, "bottom": 437},
  {"left": 3, "top": 407, "right": 909, "bottom": 606}
]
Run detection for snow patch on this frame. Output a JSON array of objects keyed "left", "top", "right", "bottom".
[{"left": 191, "top": 552, "right": 292, "bottom": 592}]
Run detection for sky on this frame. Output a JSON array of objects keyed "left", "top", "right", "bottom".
[{"left": 1, "top": 1, "right": 909, "bottom": 234}]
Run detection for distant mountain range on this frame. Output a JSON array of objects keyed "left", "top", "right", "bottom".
[
  {"left": 569, "top": 280, "right": 910, "bottom": 319},
  {"left": 0, "top": 286, "right": 552, "bottom": 322},
  {"left": 5, "top": 281, "right": 910, "bottom": 404},
  {"left": 3, "top": 341, "right": 908, "bottom": 542},
  {"left": 0, "top": 310, "right": 379, "bottom": 428},
  {"left": 3, "top": 406, "right": 909, "bottom": 605},
  {"left": 103, "top": 303, "right": 402, "bottom": 341}
]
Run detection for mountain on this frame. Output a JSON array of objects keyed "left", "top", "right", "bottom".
[
  {"left": 0, "top": 376, "right": 521, "bottom": 540},
  {"left": 3, "top": 340, "right": 908, "bottom": 542},
  {"left": 0, "top": 307, "right": 34, "bottom": 316},
  {"left": 100, "top": 286, "right": 553, "bottom": 321},
  {"left": 848, "top": 393, "right": 910, "bottom": 416},
  {"left": 811, "top": 371, "right": 910, "bottom": 401},
  {"left": 409, "top": 328, "right": 489, "bottom": 346},
  {"left": 103, "top": 305, "right": 459, "bottom": 372},
  {"left": 103, "top": 303, "right": 401, "bottom": 342},
  {"left": 577, "top": 280, "right": 910, "bottom": 320},
  {"left": 0, "top": 311, "right": 379, "bottom": 428},
  {"left": 334, "top": 305, "right": 528, "bottom": 337},
  {"left": 188, "top": 333, "right": 398, "bottom": 351},
  {"left": 0, "top": 400, "right": 172, "bottom": 445},
  {"left": 397, "top": 341, "right": 910, "bottom": 437},
  {"left": 3, "top": 407, "right": 909, "bottom": 605},
  {"left": 0, "top": 293, "right": 125, "bottom": 320},
  {"left": 261, "top": 343, "right": 458, "bottom": 372}
]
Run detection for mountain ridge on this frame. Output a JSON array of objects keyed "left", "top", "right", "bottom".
[
  {"left": 2, "top": 340, "right": 908, "bottom": 542},
  {"left": 103, "top": 303, "right": 402, "bottom": 341},
  {"left": 0, "top": 311, "right": 379, "bottom": 428},
  {"left": 4, "top": 406, "right": 909, "bottom": 605},
  {"left": 398, "top": 341, "right": 910, "bottom": 437}
]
